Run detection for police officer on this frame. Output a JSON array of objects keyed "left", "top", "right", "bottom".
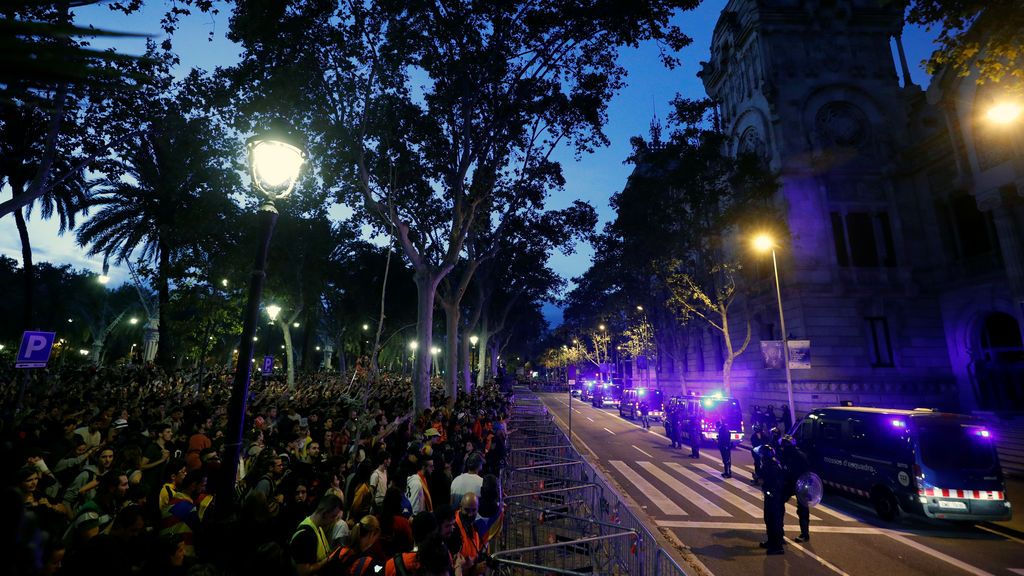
[
  {"left": 688, "top": 416, "right": 701, "bottom": 459},
  {"left": 664, "top": 403, "right": 678, "bottom": 447},
  {"left": 780, "top": 435, "right": 811, "bottom": 542},
  {"left": 717, "top": 420, "right": 732, "bottom": 478},
  {"left": 758, "top": 443, "right": 785, "bottom": 555},
  {"left": 750, "top": 424, "right": 767, "bottom": 484},
  {"left": 639, "top": 400, "right": 650, "bottom": 429}
]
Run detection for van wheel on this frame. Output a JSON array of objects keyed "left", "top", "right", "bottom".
[{"left": 872, "top": 488, "right": 900, "bottom": 521}]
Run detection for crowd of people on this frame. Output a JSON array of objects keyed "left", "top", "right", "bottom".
[{"left": 1, "top": 364, "right": 515, "bottom": 575}]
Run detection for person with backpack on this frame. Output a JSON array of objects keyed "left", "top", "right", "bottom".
[
  {"left": 290, "top": 493, "right": 344, "bottom": 576},
  {"left": 325, "top": 515, "right": 380, "bottom": 576},
  {"left": 383, "top": 511, "right": 437, "bottom": 576}
]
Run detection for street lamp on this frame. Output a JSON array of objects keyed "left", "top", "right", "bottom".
[
  {"left": 221, "top": 278, "right": 229, "bottom": 287},
  {"left": 129, "top": 317, "right": 139, "bottom": 325},
  {"left": 266, "top": 304, "right": 282, "bottom": 322},
  {"left": 293, "top": 322, "right": 300, "bottom": 328},
  {"left": 985, "top": 101, "right": 1023, "bottom": 126},
  {"left": 222, "top": 120, "right": 306, "bottom": 518},
  {"left": 752, "top": 232, "right": 796, "bottom": 425},
  {"left": 363, "top": 324, "right": 369, "bottom": 331}
]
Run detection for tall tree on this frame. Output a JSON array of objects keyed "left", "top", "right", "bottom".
[{"left": 226, "top": 0, "right": 696, "bottom": 413}]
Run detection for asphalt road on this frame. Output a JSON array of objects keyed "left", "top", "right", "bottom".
[{"left": 536, "top": 392, "right": 1024, "bottom": 576}]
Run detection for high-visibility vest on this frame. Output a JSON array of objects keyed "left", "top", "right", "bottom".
[
  {"left": 455, "top": 512, "right": 487, "bottom": 561},
  {"left": 291, "top": 516, "right": 330, "bottom": 562}
]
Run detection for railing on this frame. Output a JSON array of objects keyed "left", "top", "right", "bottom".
[{"left": 491, "top": 386, "right": 689, "bottom": 576}]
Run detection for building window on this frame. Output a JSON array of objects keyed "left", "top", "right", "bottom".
[
  {"left": 866, "top": 316, "right": 894, "bottom": 367},
  {"left": 830, "top": 210, "right": 898, "bottom": 268}
]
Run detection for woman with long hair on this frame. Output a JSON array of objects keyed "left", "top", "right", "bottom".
[
  {"left": 366, "top": 487, "right": 413, "bottom": 562},
  {"left": 328, "top": 515, "right": 380, "bottom": 576},
  {"left": 345, "top": 460, "right": 374, "bottom": 525}
]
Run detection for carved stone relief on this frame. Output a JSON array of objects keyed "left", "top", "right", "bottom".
[{"left": 815, "top": 101, "right": 871, "bottom": 150}]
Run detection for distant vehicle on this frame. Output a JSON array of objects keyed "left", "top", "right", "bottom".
[
  {"left": 570, "top": 387, "right": 581, "bottom": 398},
  {"left": 580, "top": 380, "right": 597, "bottom": 402},
  {"left": 619, "top": 388, "right": 664, "bottom": 421},
  {"left": 592, "top": 382, "right": 622, "bottom": 408},
  {"left": 668, "top": 392, "right": 744, "bottom": 446},
  {"left": 791, "top": 406, "right": 1011, "bottom": 522}
]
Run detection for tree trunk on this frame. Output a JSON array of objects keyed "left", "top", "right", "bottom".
[
  {"left": 441, "top": 301, "right": 459, "bottom": 405},
  {"left": 413, "top": 271, "right": 438, "bottom": 414},
  {"left": 14, "top": 204, "right": 34, "bottom": 331},
  {"left": 476, "top": 315, "right": 489, "bottom": 388},
  {"left": 460, "top": 331, "right": 472, "bottom": 394},
  {"left": 156, "top": 243, "right": 172, "bottom": 368},
  {"left": 301, "top": 307, "right": 318, "bottom": 371},
  {"left": 720, "top": 304, "right": 733, "bottom": 396},
  {"left": 280, "top": 321, "right": 296, "bottom": 391}
]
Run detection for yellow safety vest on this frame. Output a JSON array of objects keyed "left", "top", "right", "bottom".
[{"left": 293, "top": 516, "right": 330, "bottom": 562}]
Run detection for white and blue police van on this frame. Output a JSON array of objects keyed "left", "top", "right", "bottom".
[{"left": 790, "top": 406, "right": 1011, "bottom": 522}]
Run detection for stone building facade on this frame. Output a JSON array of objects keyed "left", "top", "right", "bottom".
[{"left": 674, "top": 0, "right": 1024, "bottom": 415}]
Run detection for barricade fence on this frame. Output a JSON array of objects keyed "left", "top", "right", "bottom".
[{"left": 490, "top": 387, "right": 689, "bottom": 576}]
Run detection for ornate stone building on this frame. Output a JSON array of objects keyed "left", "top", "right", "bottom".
[{"left": 683, "top": 0, "right": 1024, "bottom": 414}]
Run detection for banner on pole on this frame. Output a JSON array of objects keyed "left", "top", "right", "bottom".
[{"left": 761, "top": 340, "right": 811, "bottom": 369}]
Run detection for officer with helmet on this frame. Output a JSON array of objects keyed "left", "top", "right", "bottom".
[
  {"left": 780, "top": 435, "right": 811, "bottom": 542},
  {"left": 757, "top": 443, "right": 785, "bottom": 555},
  {"left": 749, "top": 424, "right": 768, "bottom": 484}
]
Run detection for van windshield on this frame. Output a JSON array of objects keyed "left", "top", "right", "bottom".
[
  {"left": 704, "top": 399, "right": 742, "bottom": 425},
  {"left": 916, "top": 420, "right": 996, "bottom": 471}
]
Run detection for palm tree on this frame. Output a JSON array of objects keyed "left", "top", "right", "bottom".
[
  {"left": 0, "top": 104, "right": 90, "bottom": 330},
  {"left": 76, "top": 112, "right": 237, "bottom": 367}
]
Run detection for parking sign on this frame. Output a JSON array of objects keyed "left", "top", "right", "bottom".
[
  {"left": 262, "top": 355, "right": 274, "bottom": 376},
  {"left": 16, "top": 331, "right": 56, "bottom": 368}
]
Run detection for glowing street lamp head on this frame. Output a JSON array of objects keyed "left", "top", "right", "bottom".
[
  {"left": 129, "top": 317, "right": 139, "bottom": 325},
  {"left": 221, "top": 278, "right": 229, "bottom": 287},
  {"left": 752, "top": 233, "right": 775, "bottom": 253},
  {"left": 636, "top": 305, "right": 644, "bottom": 312},
  {"left": 362, "top": 324, "right": 369, "bottom": 331},
  {"left": 409, "top": 341, "right": 418, "bottom": 351},
  {"left": 98, "top": 274, "right": 110, "bottom": 285},
  {"left": 985, "top": 101, "right": 1023, "bottom": 126},
  {"left": 470, "top": 335, "right": 479, "bottom": 346},
  {"left": 266, "top": 304, "right": 282, "bottom": 321},
  {"left": 293, "top": 322, "right": 300, "bottom": 328},
  {"left": 246, "top": 121, "right": 306, "bottom": 200},
  {"left": 431, "top": 346, "right": 440, "bottom": 355},
  {"left": 598, "top": 324, "right": 606, "bottom": 331}
]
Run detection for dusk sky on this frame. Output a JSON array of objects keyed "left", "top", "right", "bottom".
[{"left": 0, "top": 1, "right": 936, "bottom": 326}]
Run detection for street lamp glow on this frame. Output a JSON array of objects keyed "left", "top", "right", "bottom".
[
  {"left": 431, "top": 346, "right": 440, "bottom": 355},
  {"left": 598, "top": 324, "right": 606, "bottom": 331},
  {"left": 67, "top": 318, "right": 73, "bottom": 323},
  {"left": 636, "top": 305, "right": 644, "bottom": 312},
  {"left": 409, "top": 341, "right": 418, "bottom": 351},
  {"left": 470, "top": 335, "right": 479, "bottom": 346},
  {"left": 79, "top": 349, "right": 88, "bottom": 355},
  {"left": 362, "top": 324, "right": 369, "bottom": 331},
  {"left": 293, "top": 322, "right": 300, "bottom": 328},
  {"left": 247, "top": 139, "right": 305, "bottom": 199},
  {"left": 986, "top": 101, "right": 1023, "bottom": 125},
  {"left": 266, "top": 304, "right": 282, "bottom": 321},
  {"left": 221, "top": 278, "right": 229, "bottom": 287},
  {"left": 253, "top": 336, "right": 259, "bottom": 342},
  {"left": 98, "top": 274, "right": 110, "bottom": 285},
  {"left": 129, "top": 317, "right": 139, "bottom": 325},
  {"left": 315, "top": 346, "right": 321, "bottom": 351},
  {"left": 752, "top": 233, "right": 775, "bottom": 253}
]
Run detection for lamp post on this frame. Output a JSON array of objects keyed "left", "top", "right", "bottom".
[
  {"left": 220, "top": 121, "right": 305, "bottom": 518},
  {"left": 753, "top": 233, "right": 796, "bottom": 426}
]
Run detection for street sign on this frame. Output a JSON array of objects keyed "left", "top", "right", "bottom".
[
  {"left": 261, "top": 355, "right": 274, "bottom": 376},
  {"left": 16, "top": 331, "right": 56, "bottom": 368}
]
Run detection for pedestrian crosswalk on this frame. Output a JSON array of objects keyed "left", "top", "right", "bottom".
[{"left": 609, "top": 458, "right": 857, "bottom": 523}]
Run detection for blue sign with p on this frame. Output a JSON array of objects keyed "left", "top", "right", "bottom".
[
  {"left": 16, "top": 331, "right": 56, "bottom": 368},
  {"left": 262, "top": 355, "right": 274, "bottom": 376}
]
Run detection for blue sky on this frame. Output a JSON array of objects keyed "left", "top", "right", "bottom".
[{"left": 0, "top": 1, "right": 936, "bottom": 327}]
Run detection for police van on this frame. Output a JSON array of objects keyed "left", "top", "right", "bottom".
[
  {"left": 667, "top": 392, "right": 744, "bottom": 446},
  {"left": 790, "top": 406, "right": 1012, "bottom": 522},
  {"left": 619, "top": 388, "right": 664, "bottom": 421},
  {"left": 591, "top": 382, "right": 622, "bottom": 408}
]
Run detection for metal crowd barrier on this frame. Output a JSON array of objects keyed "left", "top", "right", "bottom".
[{"left": 490, "top": 387, "right": 689, "bottom": 576}]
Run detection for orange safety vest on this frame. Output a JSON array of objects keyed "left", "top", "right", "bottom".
[{"left": 455, "top": 512, "right": 487, "bottom": 561}]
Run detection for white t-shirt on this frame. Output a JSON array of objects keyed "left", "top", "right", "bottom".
[{"left": 449, "top": 472, "right": 484, "bottom": 508}]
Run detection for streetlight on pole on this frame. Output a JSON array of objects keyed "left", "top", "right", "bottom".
[
  {"left": 220, "top": 121, "right": 305, "bottom": 518},
  {"left": 752, "top": 233, "right": 796, "bottom": 426}
]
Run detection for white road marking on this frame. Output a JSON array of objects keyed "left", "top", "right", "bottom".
[
  {"left": 664, "top": 462, "right": 762, "bottom": 518},
  {"left": 572, "top": 408, "right": 582, "bottom": 414},
  {"left": 633, "top": 445, "right": 653, "bottom": 458},
  {"left": 883, "top": 531, "right": 995, "bottom": 576},
  {"left": 700, "top": 460, "right": 824, "bottom": 521},
  {"left": 586, "top": 417, "right": 594, "bottom": 422},
  {"left": 656, "top": 521, "right": 882, "bottom": 534},
  {"left": 785, "top": 536, "right": 851, "bottom": 575},
  {"left": 609, "top": 460, "right": 687, "bottom": 516},
  {"left": 1008, "top": 570, "right": 1024, "bottom": 575},
  {"left": 690, "top": 462, "right": 801, "bottom": 521},
  {"left": 603, "top": 427, "right": 616, "bottom": 435},
  {"left": 638, "top": 461, "right": 730, "bottom": 516},
  {"left": 976, "top": 524, "right": 1024, "bottom": 545}
]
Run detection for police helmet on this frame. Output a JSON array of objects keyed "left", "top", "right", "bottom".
[
  {"left": 780, "top": 434, "right": 795, "bottom": 448},
  {"left": 756, "top": 443, "right": 776, "bottom": 460},
  {"left": 752, "top": 423, "right": 762, "bottom": 433}
]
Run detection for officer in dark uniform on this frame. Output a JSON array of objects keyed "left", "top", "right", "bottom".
[
  {"left": 639, "top": 399, "right": 650, "bottom": 429},
  {"left": 688, "top": 416, "right": 701, "bottom": 459},
  {"left": 664, "top": 403, "right": 678, "bottom": 447},
  {"left": 749, "top": 424, "right": 767, "bottom": 484},
  {"left": 758, "top": 443, "right": 785, "bottom": 555},
  {"left": 717, "top": 420, "right": 732, "bottom": 477},
  {"left": 780, "top": 435, "right": 811, "bottom": 542}
]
